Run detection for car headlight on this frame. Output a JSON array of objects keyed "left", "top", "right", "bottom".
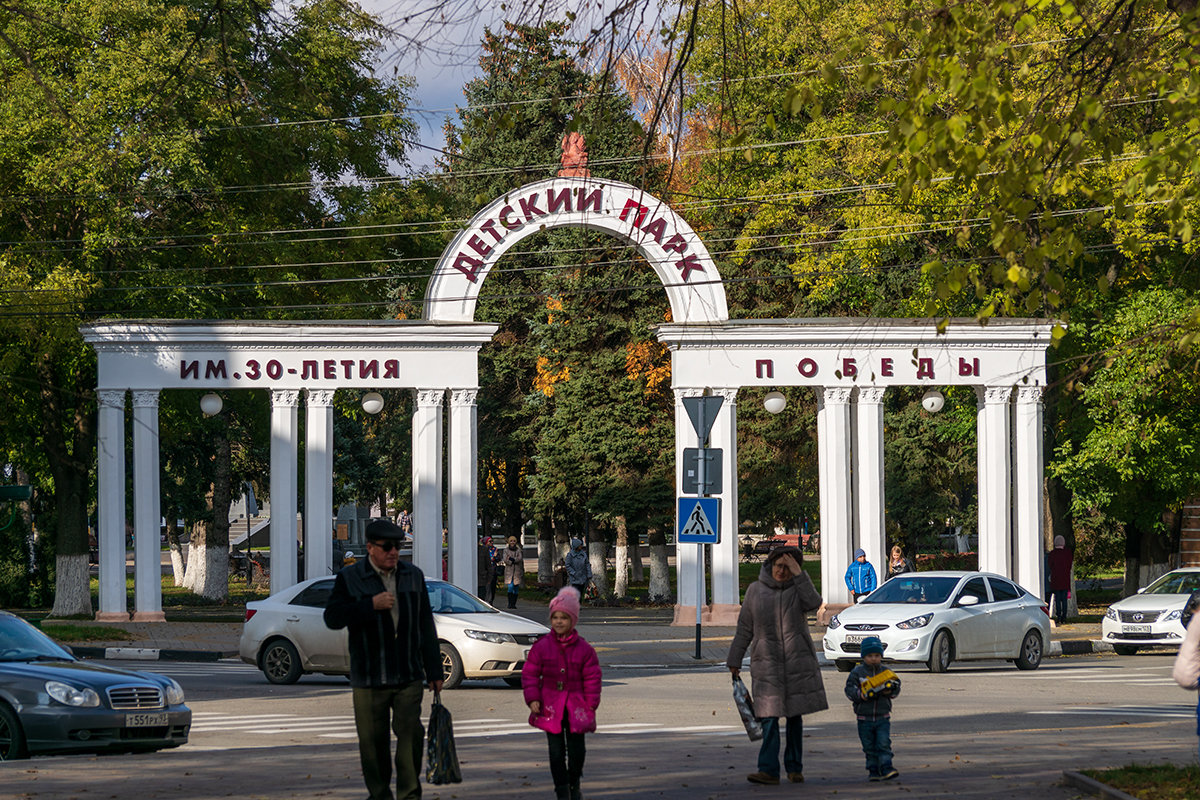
[
  {"left": 164, "top": 677, "right": 185, "bottom": 705},
  {"left": 827, "top": 615, "right": 841, "bottom": 630},
  {"left": 896, "top": 614, "right": 933, "bottom": 630},
  {"left": 1104, "top": 607, "right": 1118, "bottom": 621},
  {"left": 465, "top": 629, "right": 517, "bottom": 644},
  {"left": 46, "top": 680, "right": 100, "bottom": 708},
  {"left": 1164, "top": 610, "right": 1182, "bottom": 622}
]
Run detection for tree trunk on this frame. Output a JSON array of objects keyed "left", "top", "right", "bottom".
[
  {"left": 184, "top": 418, "right": 232, "bottom": 601},
  {"left": 647, "top": 526, "right": 671, "bottom": 601},
  {"left": 51, "top": 555, "right": 92, "bottom": 618},
  {"left": 630, "top": 526, "right": 644, "bottom": 582},
  {"left": 613, "top": 515, "right": 630, "bottom": 598},
  {"left": 588, "top": 517, "right": 608, "bottom": 596},
  {"left": 506, "top": 460, "right": 523, "bottom": 539},
  {"left": 48, "top": 469, "right": 93, "bottom": 617},
  {"left": 165, "top": 515, "right": 186, "bottom": 586},
  {"left": 537, "top": 516, "right": 555, "bottom": 584}
]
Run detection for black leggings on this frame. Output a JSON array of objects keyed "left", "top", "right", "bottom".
[{"left": 546, "top": 719, "right": 586, "bottom": 787}]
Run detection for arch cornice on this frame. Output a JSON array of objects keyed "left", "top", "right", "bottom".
[{"left": 423, "top": 177, "right": 728, "bottom": 324}]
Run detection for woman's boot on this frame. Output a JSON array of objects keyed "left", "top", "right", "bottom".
[
  {"left": 569, "top": 783, "right": 582, "bottom": 800},
  {"left": 554, "top": 785, "right": 570, "bottom": 800}
]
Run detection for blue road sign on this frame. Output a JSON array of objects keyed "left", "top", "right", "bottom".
[{"left": 677, "top": 497, "right": 720, "bottom": 544}]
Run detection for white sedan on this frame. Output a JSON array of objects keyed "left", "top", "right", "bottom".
[
  {"left": 822, "top": 571, "right": 1051, "bottom": 673},
  {"left": 239, "top": 576, "right": 548, "bottom": 688},
  {"left": 1101, "top": 568, "right": 1200, "bottom": 655}
]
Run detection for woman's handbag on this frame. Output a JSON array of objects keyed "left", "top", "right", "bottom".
[
  {"left": 584, "top": 580, "right": 600, "bottom": 600},
  {"left": 425, "top": 695, "right": 463, "bottom": 785},
  {"left": 732, "top": 676, "right": 763, "bottom": 741}
]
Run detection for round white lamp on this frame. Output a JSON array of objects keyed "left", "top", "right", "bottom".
[
  {"left": 199, "top": 392, "right": 223, "bottom": 417},
  {"left": 763, "top": 391, "right": 787, "bottom": 415},
  {"left": 921, "top": 389, "right": 945, "bottom": 414},
  {"left": 361, "top": 391, "right": 384, "bottom": 415}
]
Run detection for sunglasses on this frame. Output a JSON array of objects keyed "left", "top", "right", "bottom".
[{"left": 369, "top": 540, "right": 398, "bottom": 552}]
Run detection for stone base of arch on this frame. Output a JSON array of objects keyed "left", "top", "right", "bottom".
[
  {"left": 95, "top": 612, "right": 131, "bottom": 622},
  {"left": 671, "top": 603, "right": 741, "bottom": 627}
]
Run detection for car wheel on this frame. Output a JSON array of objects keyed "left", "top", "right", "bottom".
[
  {"left": 1015, "top": 630, "right": 1043, "bottom": 670},
  {"left": 1113, "top": 644, "right": 1139, "bottom": 656},
  {"left": 503, "top": 676, "right": 524, "bottom": 688},
  {"left": 261, "top": 638, "right": 304, "bottom": 685},
  {"left": 440, "top": 642, "right": 464, "bottom": 689},
  {"left": 0, "top": 703, "right": 28, "bottom": 760},
  {"left": 927, "top": 630, "right": 953, "bottom": 673},
  {"left": 835, "top": 659, "right": 856, "bottom": 672}
]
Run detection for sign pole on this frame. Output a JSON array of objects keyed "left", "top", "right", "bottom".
[
  {"left": 679, "top": 394, "right": 723, "bottom": 661},
  {"left": 694, "top": 403, "right": 708, "bottom": 660}
]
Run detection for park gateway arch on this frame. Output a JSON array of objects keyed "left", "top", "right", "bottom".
[{"left": 85, "top": 175, "right": 1052, "bottom": 624}]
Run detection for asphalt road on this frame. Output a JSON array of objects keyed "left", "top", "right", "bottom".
[{"left": 4, "top": 652, "right": 1196, "bottom": 799}]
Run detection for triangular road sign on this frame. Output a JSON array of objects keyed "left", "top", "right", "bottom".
[{"left": 682, "top": 396, "right": 723, "bottom": 445}]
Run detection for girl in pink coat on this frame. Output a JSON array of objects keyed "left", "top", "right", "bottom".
[{"left": 522, "top": 586, "right": 602, "bottom": 800}]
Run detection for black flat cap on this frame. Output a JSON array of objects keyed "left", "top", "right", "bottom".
[{"left": 365, "top": 519, "right": 406, "bottom": 541}]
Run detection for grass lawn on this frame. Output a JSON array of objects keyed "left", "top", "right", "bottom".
[{"left": 1082, "top": 764, "right": 1200, "bottom": 800}]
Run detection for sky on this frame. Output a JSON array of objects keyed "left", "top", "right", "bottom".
[{"left": 353, "top": 0, "right": 664, "bottom": 171}]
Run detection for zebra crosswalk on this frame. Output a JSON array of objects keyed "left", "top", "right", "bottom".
[{"left": 187, "top": 710, "right": 743, "bottom": 744}]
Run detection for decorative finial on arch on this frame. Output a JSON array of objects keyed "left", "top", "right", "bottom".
[{"left": 558, "top": 131, "right": 591, "bottom": 178}]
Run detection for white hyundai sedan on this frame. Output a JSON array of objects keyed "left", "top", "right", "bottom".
[
  {"left": 1101, "top": 568, "right": 1200, "bottom": 655},
  {"left": 239, "top": 576, "right": 548, "bottom": 687},
  {"left": 822, "top": 571, "right": 1051, "bottom": 673}
]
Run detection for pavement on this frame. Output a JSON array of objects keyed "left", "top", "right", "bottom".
[{"left": 54, "top": 605, "right": 1112, "bottom": 665}]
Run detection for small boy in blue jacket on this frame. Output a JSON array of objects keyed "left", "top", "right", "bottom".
[
  {"left": 844, "top": 548, "right": 877, "bottom": 600},
  {"left": 844, "top": 636, "right": 900, "bottom": 781}
]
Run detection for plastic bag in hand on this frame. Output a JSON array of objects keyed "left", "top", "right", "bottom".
[
  {"left": 425, "top": 695, "right": 463, "bottom": 785},
  {"left": 732, "top": 676, "right": 764, "bottom": 741}
]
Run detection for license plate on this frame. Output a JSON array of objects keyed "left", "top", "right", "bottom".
[
  {"left": 845, "top": 634, "right": 867, "bottom": 644},
  {"left": 125, "top": 712, "right": 168, "bottom": 727},
  {"left": 1123, "top": 625, "right": 1151, "bottom": 634}
]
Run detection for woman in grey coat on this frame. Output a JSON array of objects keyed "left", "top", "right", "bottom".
[{"left": 727, "top": 546, "right": 828, "bottom": 785}]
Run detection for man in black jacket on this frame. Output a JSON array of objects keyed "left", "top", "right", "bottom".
[{"left": 325, "top": 519, "right": 443, "bottom": 800}]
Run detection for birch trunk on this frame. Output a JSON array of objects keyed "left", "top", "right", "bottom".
[
  {"left": 647, "top": 527, "right": 671, "bottom": 601},
  {"left": 613, "top": 515, "right": 629, "bottom": 599}
]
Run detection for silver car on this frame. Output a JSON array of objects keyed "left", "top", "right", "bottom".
[
  {"left": 239, "top": 576, "right": 548, "bottom": 688},
  {"left": 822, "top": 571, "right": 1052, "bottom": 673},
  {"left": 1101, "top": 568, "right": 1200, "bottom": 655}
]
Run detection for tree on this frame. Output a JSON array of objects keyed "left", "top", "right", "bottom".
[{"left": 0, "top": 0, "right": 418, "bottom": 614}]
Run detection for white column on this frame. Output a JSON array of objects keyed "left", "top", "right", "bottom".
[
  {"left": 131, "top": 391, "right": 164, "bottom": 621},
  {"left": 822, "top": 387, "right": 855, "bottom": 604},
  {"left": 855, "top": 387, "right": 887, "bottom": 577},
  {"left": 269, "top": 389, "right": 300, "bottom": 594},
  {"left": 1014, "top": 386, "right": 1045, "bottom": 595},
  {"left": 977, "top": 386, "right": 1013, "bottom": 577},
  {"left": 96, "top": 390, "right": 128, "bottom": 621},
  {"left": 412, "top": 389, "right": 444, "bottom": 580},
  {"left": 815, "top": 389, "right": 833, "bottom": 605},
  {"left": 447, "top": 389, "right": 479, "bottom": 590},
  {"left": 304, "top": 389, "right": 335, "bottom": 579},
  {"left": 711, "top": 388, "right": 739, "bottom": 609},
  {"left": 673, "top": 388, "right": 702, "bottom": 611}
]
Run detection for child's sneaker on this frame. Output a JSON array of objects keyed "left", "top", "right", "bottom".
[
  {"left": 868, "top": 773, "right": 882, "bottom": 782},
  {"left": 881, "top": 769, "right": 900, "bottom": 780}
]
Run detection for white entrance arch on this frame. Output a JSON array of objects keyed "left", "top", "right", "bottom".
[{"left": 424, "top": 177, "right": 728, "bottom": 324}]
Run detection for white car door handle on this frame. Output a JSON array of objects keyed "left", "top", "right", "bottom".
[{"left": 285, "top": 615, "right": 301, "bottom": 622}]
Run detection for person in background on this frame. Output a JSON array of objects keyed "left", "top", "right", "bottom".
[
  {"left": 726, "top": 547, "right": 827, "bottom": 785},
  {"left": 477, "top": 536, "right": 497, "bottom": 605},
  {"left": 845, "top": 548, "right": 878, "bottom": 601},
  {"left": 522, "top": 587, "right": 602, "bottom": 800},
  {"left": 885, "top": 545, "right": 915, "bottom": 581},
  {"left": 395, "top": 508, "right": 412, "bottom": 537},
  {"left": 1172, "top": 590, "right": 1200, "bottom": 762},
  {"left": 323, "top": 519, "right": 442, "bottom": 800},
  {"left": 1046, "top": 535, "right": 1074, "bottom": 625},
  {"left": 502, "top": 535, "right": 524, "bottom": 609},
  {"left": 563, "top": 537, "right": 592, "bottom": 600},
  {"left": 845, "top": 636, "right": 901, "bottom": 781}
]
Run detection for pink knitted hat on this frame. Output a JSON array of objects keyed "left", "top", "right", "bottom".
[{"left": 548, "top": 586, "right": 581, "bottom": 626}]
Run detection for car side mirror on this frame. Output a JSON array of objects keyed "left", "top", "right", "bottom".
[
  {"left": 855, "top": 595, "right": 868, "bottom": 604},
  {"left": 957, "top": 595, "right": 979, "bottom": 607},
  {"left": 1136, "top": 587, "right": 1145, "bottom": 594}
]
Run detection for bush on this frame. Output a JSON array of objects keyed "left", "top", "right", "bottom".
[{"left": 913, "top": 551, "right": 978, "bottom": 571}]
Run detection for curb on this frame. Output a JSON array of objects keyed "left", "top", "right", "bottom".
[
  {"left": 73, "top": 646, "right": 238, "bottom": 662},
  {"left": 1049, "top": 639, "right": 1114, "bottom": 657},
  {"left": 1061, "top": 770, "right": 1142, "bottom": 800}
]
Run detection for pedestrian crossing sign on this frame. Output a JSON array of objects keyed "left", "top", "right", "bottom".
[{"left": 677, "top": 497, "right": 720, "bottom": 543}]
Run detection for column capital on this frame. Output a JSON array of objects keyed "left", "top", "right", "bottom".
[
  {"left": 270, "top": 389, "right": 300, "bottom": 407},
  {"left": 857, "top": 386, "right": 886, "bottom": 404},
  {"left": 449, "top": 389, "right": 479, "bottom": 406},
  {"left": 674, "top": 387, "right": 706, "bottom": 400},
  {"left": 1016, "top": 385, "right": 1044, "bottom": 404},
  {"left": 131, "top": 390, "right": 160, "bottom": 408},
  {"left": 414, "top": 388, "right": 445, "bottom": 407},
  {"left": 823, "top": 386, "right": 853, "bottom": 404},
  {"left": 97, "top": 389, "right": 126, "bottom": 409},
  {"left": 305, "top": 388, "right": 335, "bottom": 407},
  {"left": 710, "top": 387, "right": 738, "bottom": 403},
  {"left": 978, "top": 386, "right": 1013, "bottom": 405}
]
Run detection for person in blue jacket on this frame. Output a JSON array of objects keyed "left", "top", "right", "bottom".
[{"left": 844, "top": 548, "right": 877, "bottom": 601}]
